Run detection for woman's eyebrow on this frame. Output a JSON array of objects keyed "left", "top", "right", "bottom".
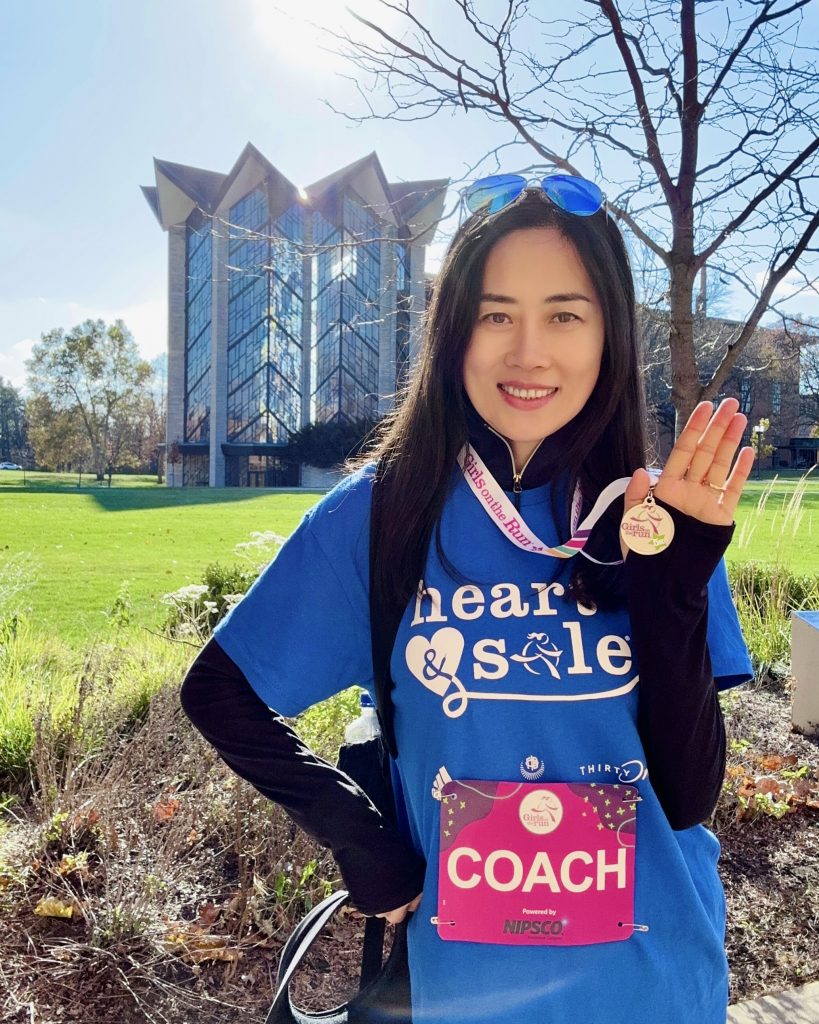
[{"left": 479, "top": 291, "right": 593, "bottom": 304}]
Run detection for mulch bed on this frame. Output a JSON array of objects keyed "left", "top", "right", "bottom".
[
  {"left": 717, "top": 676, "right": 819, "bottom": 1003},
  {"left": 0, "top": 674, "right": 816, "bottom": 1022}
]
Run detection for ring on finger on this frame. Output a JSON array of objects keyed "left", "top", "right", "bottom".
[{"left": 701, "top": 476, "right": 728, "bottom": 492}]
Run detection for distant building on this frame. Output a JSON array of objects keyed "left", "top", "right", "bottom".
[
  {"left": 142, "top": 145, "right": 447, "bottom": 486},
  {"left": 640, "top": 309, "right": 816, "bottom": 469}
]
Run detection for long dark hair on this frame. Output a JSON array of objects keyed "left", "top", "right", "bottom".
[{"left": 363, "top": 191, "right": 647, "bottom": 618}]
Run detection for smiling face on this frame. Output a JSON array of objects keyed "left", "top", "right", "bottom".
[{"left": 462, "top": 226, "right": 606, "bottom": 470}]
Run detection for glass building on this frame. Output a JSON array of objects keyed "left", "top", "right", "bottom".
[{"left": 143, "top": 146, "right": 447, "bottom": 487}]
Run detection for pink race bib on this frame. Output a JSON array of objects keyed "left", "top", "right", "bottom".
[{"left": 436, "top": 780, "right": 638, "bottom": 946}]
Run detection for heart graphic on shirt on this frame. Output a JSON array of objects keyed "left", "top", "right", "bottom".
[{"left": 405, "top": 628, "right": 465, "bottom": 696}]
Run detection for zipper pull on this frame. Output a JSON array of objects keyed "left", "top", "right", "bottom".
[{"left": 513, "top": 473, "right": 522, "bottom": 493}]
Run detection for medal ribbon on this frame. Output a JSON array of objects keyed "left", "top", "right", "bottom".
[{"left": 457, "top": 445, "right": 657, "bottom": 564}]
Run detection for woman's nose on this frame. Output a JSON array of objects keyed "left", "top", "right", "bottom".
[{"left": 506, "top": 322, "right": 551, "bottom": 369}]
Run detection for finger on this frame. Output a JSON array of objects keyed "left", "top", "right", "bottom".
[
  {"left": 377, "top": 906, "right": 406, "bottom": 924},
  {"left": 623, "top": 467, "right": 651, "bottom": 514},
  {"left": 376, "top": 892, "right": 423, "bottom": 925},
  {"left": 661, "top": 401, "right": 716, "bottom": 481},
  {"left": 684, "top": 398, "right": 742, "bottom": 485},
  {"left": 719, "top": 446, "right": 755, "bottom": 517},
  {"left": 699, "top": 412, "right": 747, "bottom": 487}
]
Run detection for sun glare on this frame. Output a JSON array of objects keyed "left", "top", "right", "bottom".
[{"left": 251, "top": 1, "right": 396, "bottom": 72}]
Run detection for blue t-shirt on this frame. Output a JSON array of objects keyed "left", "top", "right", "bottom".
[{"left": 215, "top": 465, "right": 752, "bottom": 1024}]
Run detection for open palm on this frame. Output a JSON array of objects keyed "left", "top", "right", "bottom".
[{"left": 624, "top": 398, "right": 755, "bottom": 529}]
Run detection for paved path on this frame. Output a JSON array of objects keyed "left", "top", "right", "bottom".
[{"left": 728, "top": 981, "right": 819, "bottom": 1023}]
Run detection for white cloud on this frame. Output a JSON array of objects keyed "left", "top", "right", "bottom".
[
  {"left": 0, "top": 338, "right": 36, "bottom": 389},
  {"left": 753, "top": 268, "right": 819, "bottom": 302},
  {"left": 65, "top": 297, "right": 167, "bottom": 362}
]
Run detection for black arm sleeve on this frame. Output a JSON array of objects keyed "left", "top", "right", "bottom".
[
  {"left": 180, "top": 637, "right": 426, "bottom": 916},
  {"left": 625, "top": 497, "right": 734, "bottom": 831}
]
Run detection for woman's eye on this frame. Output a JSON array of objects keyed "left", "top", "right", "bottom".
[
  {"left": 481, "top": 311, "right": 510, "bottom": 325},
  {"left": 553, "top": 311, "right": 579, "bottom": 324}
]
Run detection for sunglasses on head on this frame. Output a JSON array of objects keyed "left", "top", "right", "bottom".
[{"left": 464, "top": 173, "right": 605, "bottom": 218}]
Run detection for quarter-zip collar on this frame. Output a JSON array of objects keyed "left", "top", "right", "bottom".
[{"left": 464, "top": 395, "right": 583, "bottom": 494}]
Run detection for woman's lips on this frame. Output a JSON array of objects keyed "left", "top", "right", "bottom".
[{"left": 498, "top": 382, "right": 558, "bottom": 410}]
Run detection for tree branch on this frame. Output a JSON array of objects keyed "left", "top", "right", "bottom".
[
  {"left": 702, "top": 207, "right": 819, "bottom": 397},
  {"left": 596, "top": 0, "right": 677, "bottom": 204},
  {"left": 696, "top": 133, "right": 819, "bottom": 268}
]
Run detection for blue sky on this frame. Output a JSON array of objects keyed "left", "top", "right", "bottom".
[
  {"left": 0, "top": 0, "right": 485, "bottom": 388},
  {"left": 2, "top": 0, "right": 817, "bottom": 390}
]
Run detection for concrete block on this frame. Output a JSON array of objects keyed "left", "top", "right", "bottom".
[
  {"left": 791, "top": 610, "right": 819, "bottom": 735},
  {"left": 727, "top": 980, "right": 819, "bottom": 1023}
]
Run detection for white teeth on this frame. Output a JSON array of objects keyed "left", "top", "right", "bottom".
[{"left": 500, "top": 384, "right": 557, "bottom": 400}]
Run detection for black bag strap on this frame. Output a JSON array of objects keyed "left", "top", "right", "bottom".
[
  {"left": 369, "top": 466, "right": 402, "bottom": 759},
  {"left": 359, "top": 916, "right": 387, "bottom": 989},
  {"left": 266, "top": 890, "right": 408, "bottom": 1024},
  {"left": 266, "top": 889, "right": 350, "bottom": 1024}
]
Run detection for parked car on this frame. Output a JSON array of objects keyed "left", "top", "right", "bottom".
[{"left": 0, "top": 462, "right": 22, "bottom": 470}]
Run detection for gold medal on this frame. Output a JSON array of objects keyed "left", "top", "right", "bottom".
[{"left": 619, "top": 488, "right": 675, "bottom": 556}]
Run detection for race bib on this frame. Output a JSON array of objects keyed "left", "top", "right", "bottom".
[{"left": 436, "top": 780, "right": 638, "bottom": 946}]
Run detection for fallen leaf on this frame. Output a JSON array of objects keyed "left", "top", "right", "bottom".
[
  {"left": 72, "top": 808, "right": 101, "bottom": 830},
  {"left": 153, "top": 798, "right": 181, "bottom": 823},
  {"left": 34, "top": 897, "right": 75, "bottom": 919},
  {"left": 197, "top": 903, "right": 221, "bottom": 928},
  {"left": 56, "top": 853, "right": 91, "bottom": 879},
  {"left": 162, "top": 927, "right": 240, "bottom": 963},
  {"left": 757, "top": 777, "right": 782, "bottom": 796}
]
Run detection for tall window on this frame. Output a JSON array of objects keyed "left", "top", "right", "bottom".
[
  {"left": 771, "top": 380, "right": 781, "bottom": 416},
  {"left": 184, "top": 211, "right": 212, "bottom": 442},
  {"left": 226, "top": 188, "right": 304, "bottom": 443},
  {"left": 739, "top": 378, "right": 752, "bottom": 414},
  {"left": 311, "top": 191, "right": 381, "bottom": 423},
  {"left": 395, "top": 241, "right": 412, "bottom": 387}
]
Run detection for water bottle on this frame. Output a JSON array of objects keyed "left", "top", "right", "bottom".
[
  {"left": 344, "top": 691, "right": 381, "bottom": 744},
  {"left": 338, "top": 692, "right": 393, "bottom": 818}
]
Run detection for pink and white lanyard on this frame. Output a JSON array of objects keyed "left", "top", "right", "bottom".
[{"left": 457, "top": 446, "right": 659, "bottom": 565}]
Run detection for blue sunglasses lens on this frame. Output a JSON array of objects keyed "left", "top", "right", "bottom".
[
  {"left": 464, "top": 174, "right": 526, "bottom": 214},
  {"left": 541, "top": 174, "right": 604, "bottom": 216}
]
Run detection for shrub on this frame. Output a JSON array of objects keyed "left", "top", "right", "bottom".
[
  {"left": 161, "top": 563, "right": 258, "bottom": 643},
  {"left": 285, "top": 418, "right": 379, "bottom": 468},
  {"left": 727, "top": 560, "right": 819, "bottom": 681}
]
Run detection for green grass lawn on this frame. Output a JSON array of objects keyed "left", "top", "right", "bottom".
[
  {"left": 1, "top": 471, "right": 817, "bottom": 642},
  {"left": 0, "top": 475, "right": 323, "bottom": 640},
  {"left": 731, "top": 476, "right": 819, "bottom": 574}
]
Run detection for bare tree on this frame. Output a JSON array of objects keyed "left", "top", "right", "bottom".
[
  {"left": 332, "top": 0, "right": 819, "bottom": 431},
  {"left": 795, "top": 327, "right": 819, "bottom": 429}
]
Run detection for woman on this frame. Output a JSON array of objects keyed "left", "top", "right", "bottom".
[{"left": 181, "top": 175, "right": 754, "bottom": 1023}]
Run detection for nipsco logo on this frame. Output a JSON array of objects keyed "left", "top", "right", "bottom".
[{"left": 519, "top": 789, "right": 563, "bottom": 835}]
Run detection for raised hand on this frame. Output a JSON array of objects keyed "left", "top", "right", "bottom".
[{"left": 623, "top": 397, "right": 755, "bottom": 531}]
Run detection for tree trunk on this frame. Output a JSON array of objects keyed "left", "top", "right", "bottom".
[{"left": 667, "top": 264, "right": 701, "bottom": 438}]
